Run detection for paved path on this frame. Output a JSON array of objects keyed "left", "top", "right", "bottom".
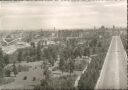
[
  {"left": 95, "top": 36, "right": 127, "bottom": 89},
  {"left": 74, "top": 57, "right": 91, "bottom": 87}
]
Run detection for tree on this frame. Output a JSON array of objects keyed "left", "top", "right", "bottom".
[
  {"left": 59, "top": 46, "right": 69, "bottom": 73},
  {"left": 59, "top": 56, "right": 65, "bottom": 74},
  {"left": 4, "top": 54, "right": 9, "bottom": 65},
  {"left": 17, "top": 65, "right": 22, "bottom": 72},
  {"left": 43, "top": 46, "right": 57, "bottom": 66},
  {"left": 59, "top": 46, "right": 75, "bottom": 74},
  {"left": 31, "top": 42, "right": 35, "bottom": 48},
  {"left": 89, "top": 37, "right": 98, "bottom": 48},
  {"left": 4, "top": 69, "right": 11, "bottom": 77},
  {"left": 29, "top": 46, "right": 36, "bottom": 62},
  {"left": 12, "top": 62, "right": 18, "bottom": 77},
  {"left": 97, "top": 41, "right": 102, "bottom": 47},
  {"left": 0, "top": 48, "right": 4, "bottom": 78},
  {"left": 83, "top": 47, "right": 90, "bottom": 57},
  {"left": 66, "top": 38, "right": 77, "bottom": 49},
  {"left": 36, "top": 42, "right": 42, "bottom": 61},
  {"left": 26, "top": 56, "right": 31, "bottom": 63},
  {"left": 17, "top": 50, "right": 23, "bottom": 63},
  {"left": 73, "top": 46, "right": 83, "bottom": 58},
  {"left": 68, "top": 58, "right": 75, "bottom": 74},
  {"left": 43, "top": 65, "right": 50, "bottom": 80},
  {"left": 40, "top": 61, "right": 51, "bottom": 87}
]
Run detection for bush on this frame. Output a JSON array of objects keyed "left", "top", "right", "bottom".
[
  {"left": 34, "top": 75, "right": 77, "bottom": 90},
  {"left": 4, "top": 69, "right": 11, "bottom": 77}
]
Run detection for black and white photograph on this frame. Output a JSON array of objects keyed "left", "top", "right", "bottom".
[{"left": 0, "top": 0, "right": 127, "bottom": 89}]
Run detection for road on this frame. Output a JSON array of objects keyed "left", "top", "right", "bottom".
[{"left": 95, "top": 36, "right": 127, "bottom": 89}]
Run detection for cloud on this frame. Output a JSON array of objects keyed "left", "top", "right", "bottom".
[
  {"left": 104, "top": 2, "right": 127, "bottom": 7},
  {"left": 0, "top": 1, "right": 127, "bottom": 30}
]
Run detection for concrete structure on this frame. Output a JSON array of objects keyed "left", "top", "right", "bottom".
[{"left": 95, "top": 36, "right": 127, "bottom": 89}]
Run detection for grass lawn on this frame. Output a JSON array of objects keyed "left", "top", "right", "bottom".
[
  {"left": 34, "top": 72, "right": 79, "bottom": 90},
  {"left": 0, "top": 77, "right": 15, "bottom": 86}
]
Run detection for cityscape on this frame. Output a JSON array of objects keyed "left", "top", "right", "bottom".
[
  {"left": 0, "top": 26, "right": 127, "bottom": 89},
  {"left": 0, "top": 0, "right": 127, "bottom": 90}
]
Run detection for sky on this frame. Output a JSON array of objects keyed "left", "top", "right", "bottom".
[{"left": 0, "top": 0, "right": 127, "bottom": 30}]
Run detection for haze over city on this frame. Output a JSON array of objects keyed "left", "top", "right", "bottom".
[{"left": 0, "top": 0, "right": 127, "bottom": 30}]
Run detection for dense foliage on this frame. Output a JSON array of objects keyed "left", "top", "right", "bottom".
[
  {"left": 0, "top": 48, "right": 10, "bottom": 78},
  {"left": 78, "top": 54, "right": 106, "bottom": 89},
  {"left": 1, "top": 27, "right": 123, "bottom": 89},
  {"left": 78, "top": 31, "right": 111, "bottom": 90},
  {"left": 120, "top": 31, "right": 127, "bottom": 54}
]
